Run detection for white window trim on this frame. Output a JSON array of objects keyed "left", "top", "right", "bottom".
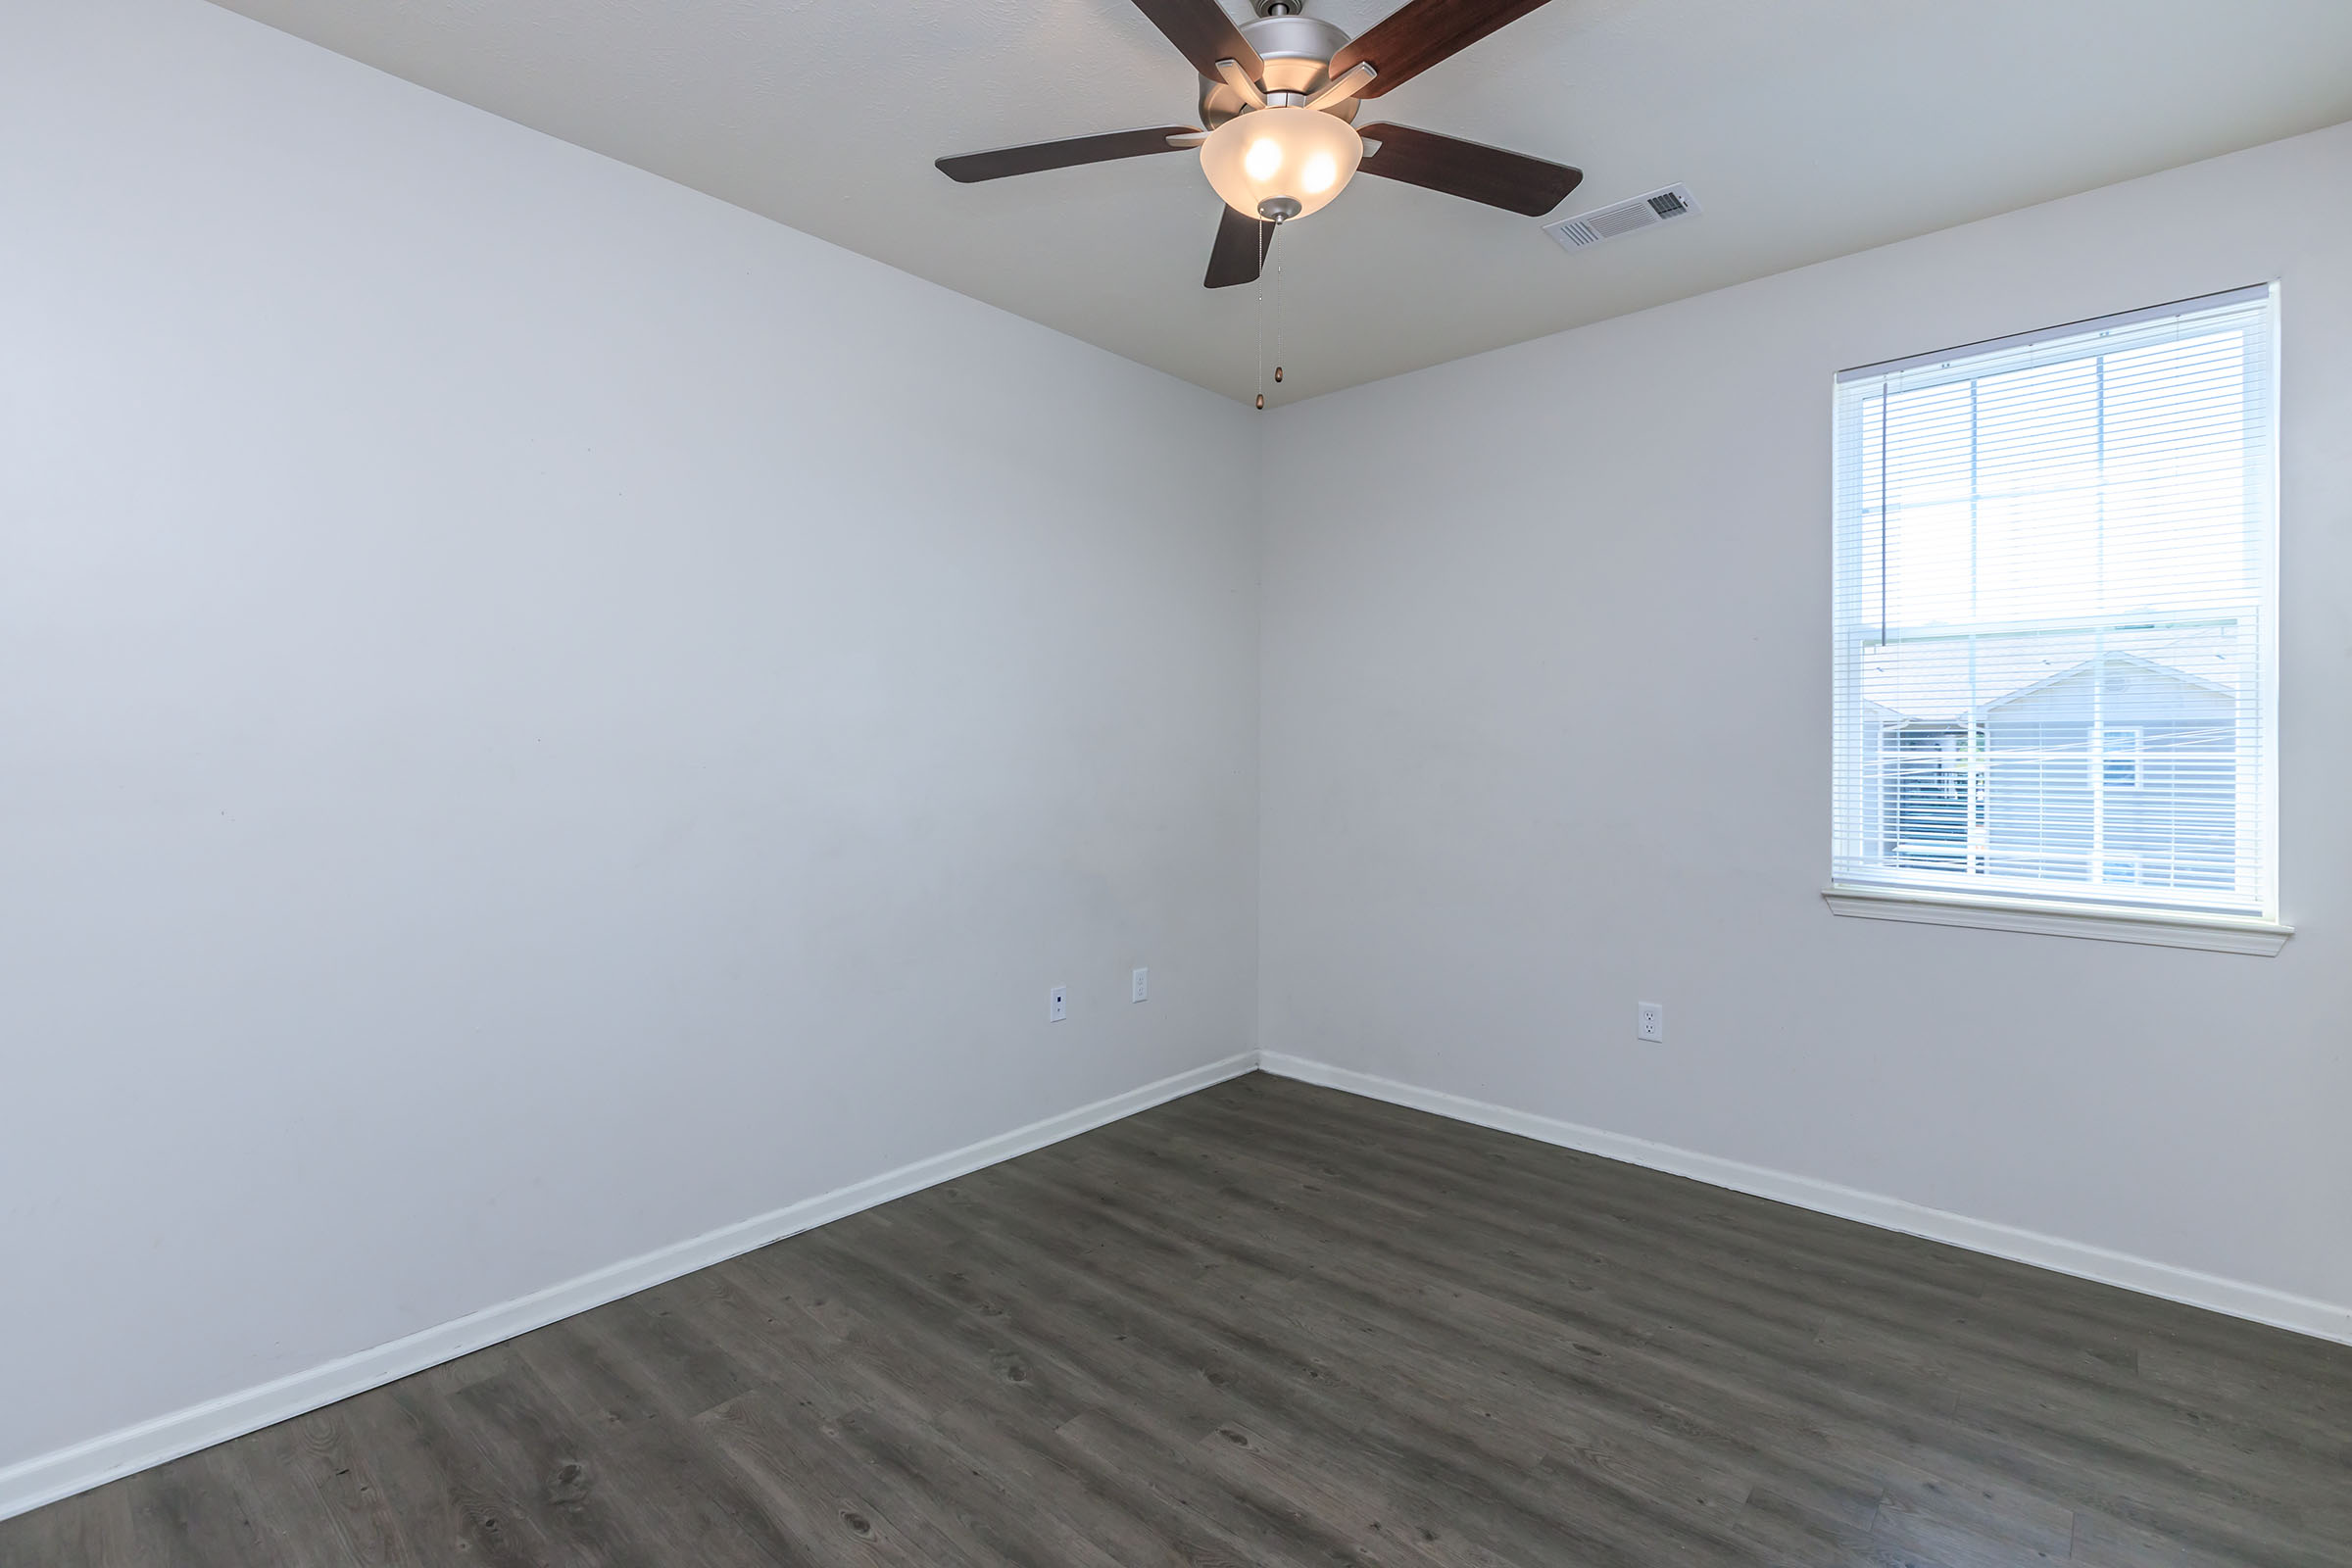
[
  {"left": 1822, "top": 884, "right": 2291, "bottom": 956},
  {"left": 1828, "top": 282, "right": 2283, "bottom": 946}
]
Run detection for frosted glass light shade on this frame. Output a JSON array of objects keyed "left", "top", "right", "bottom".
[{"left": 1199, "top": 107, "right": 1362, "bottom": 222}]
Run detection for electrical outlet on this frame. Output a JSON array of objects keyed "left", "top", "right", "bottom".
[
  {"left": 1637, "top": 1002, "right": 1664, "bottom": 1043},
  {"left": 1132, "top": 966, "right": 1149, "bottom": 1003},
  {"left": 1049, "top": 986, "right": 1067, "bottom": 1023}
]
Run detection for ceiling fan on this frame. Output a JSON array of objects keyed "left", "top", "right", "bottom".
[{"left": 936, "top": 0, "right": 1584, "bottom": 289}]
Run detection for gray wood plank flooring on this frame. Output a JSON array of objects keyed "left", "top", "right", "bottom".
[{"left": 6, "top": 1071, "right": 2347, "bottom": 1566}]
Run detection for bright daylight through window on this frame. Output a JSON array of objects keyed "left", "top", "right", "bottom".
[{"left": 1831, "top": 286, "right": 2278, "bottom": 930}]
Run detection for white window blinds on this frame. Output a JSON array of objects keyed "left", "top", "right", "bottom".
[{"left": 1832, "top": 286, "right": 2278, "bottom": 920}]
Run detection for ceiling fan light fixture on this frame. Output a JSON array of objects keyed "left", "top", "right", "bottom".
[
  {"left": 1200, "top": 106, "right": 1361, "bottom": 222},
  {"left": 934, "top": 0, "right": 1589, "bottom": 292}
]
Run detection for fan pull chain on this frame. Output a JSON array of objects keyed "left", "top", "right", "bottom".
[
  {"left": 1273, "top": 239, "right": 1285, "bottom": 387},
  {"left": 1254, "top": 217, "right": 1270, "bottom": 411}
]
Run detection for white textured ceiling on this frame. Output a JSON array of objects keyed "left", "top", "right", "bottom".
[{"left": 208, "top": 0, "right": 2352, "bottom": 403}]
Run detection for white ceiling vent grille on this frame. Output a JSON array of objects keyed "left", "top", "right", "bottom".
[{"left": 1544, "top": 185, "right": 1700, "bottom": 251}]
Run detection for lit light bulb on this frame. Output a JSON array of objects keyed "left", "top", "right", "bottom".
[{"left": 1199, "top": 106, "right": 1364, "bottom": 222}]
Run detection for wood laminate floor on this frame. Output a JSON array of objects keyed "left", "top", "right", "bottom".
[{"left": 6, "top": 1072, "right": 2348, "bottom": 1566}]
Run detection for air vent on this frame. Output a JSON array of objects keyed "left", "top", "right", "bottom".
[{"left": 1544, "top": 184, "right": 1700, "bottom": 251}]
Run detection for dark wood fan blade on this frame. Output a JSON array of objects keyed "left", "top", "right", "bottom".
[
  {"left": 1204, "top": 204, "right": 1276, "bottom": 289},
  {"left": 1129, "top": 0, "right": 1266, "bottom": 82},
  {"left": 1355, "top": 122, "right": 1583, "bottom": 215},
  {"left": 937, "top": 125, "right": 1201, "bottom": 183},
  {"left": 1330, "top": 0, "right": 1556, "bottom": 97}
]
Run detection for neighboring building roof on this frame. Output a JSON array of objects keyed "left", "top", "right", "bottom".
[{"left": 1863, "top": 624, "right": 2241, "bottom": 724}]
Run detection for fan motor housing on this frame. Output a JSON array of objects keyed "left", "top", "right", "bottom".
[{"left": 1199, "top": 13, "right": 1358, "bottom": 129}]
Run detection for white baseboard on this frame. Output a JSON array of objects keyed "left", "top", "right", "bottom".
[
  {"left": 0, "top": 1051, "right": 1257, "bottom": 1525},
  {"left": 1257, "top": 1052, "right": 2352, "bottom": 1348}
]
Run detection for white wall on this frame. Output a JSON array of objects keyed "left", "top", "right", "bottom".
[
  {"left": 0, "top": 0, "right": 1257, "bottom": 1479},
  {"left": 1261, "top": 122, "right": 2352, "bottom": 1320}
]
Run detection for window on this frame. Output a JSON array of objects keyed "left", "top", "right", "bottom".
[
  {"left": 1830, "top": 286, "right": 2280, "bottom": 944},
  {"left": 2100, "top": 727, "right": 2141, "bottom": 791}
]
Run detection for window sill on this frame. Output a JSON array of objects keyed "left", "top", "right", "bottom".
[{"left": 1822, "top": 885, "right": 2292, "bottom": 956}]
